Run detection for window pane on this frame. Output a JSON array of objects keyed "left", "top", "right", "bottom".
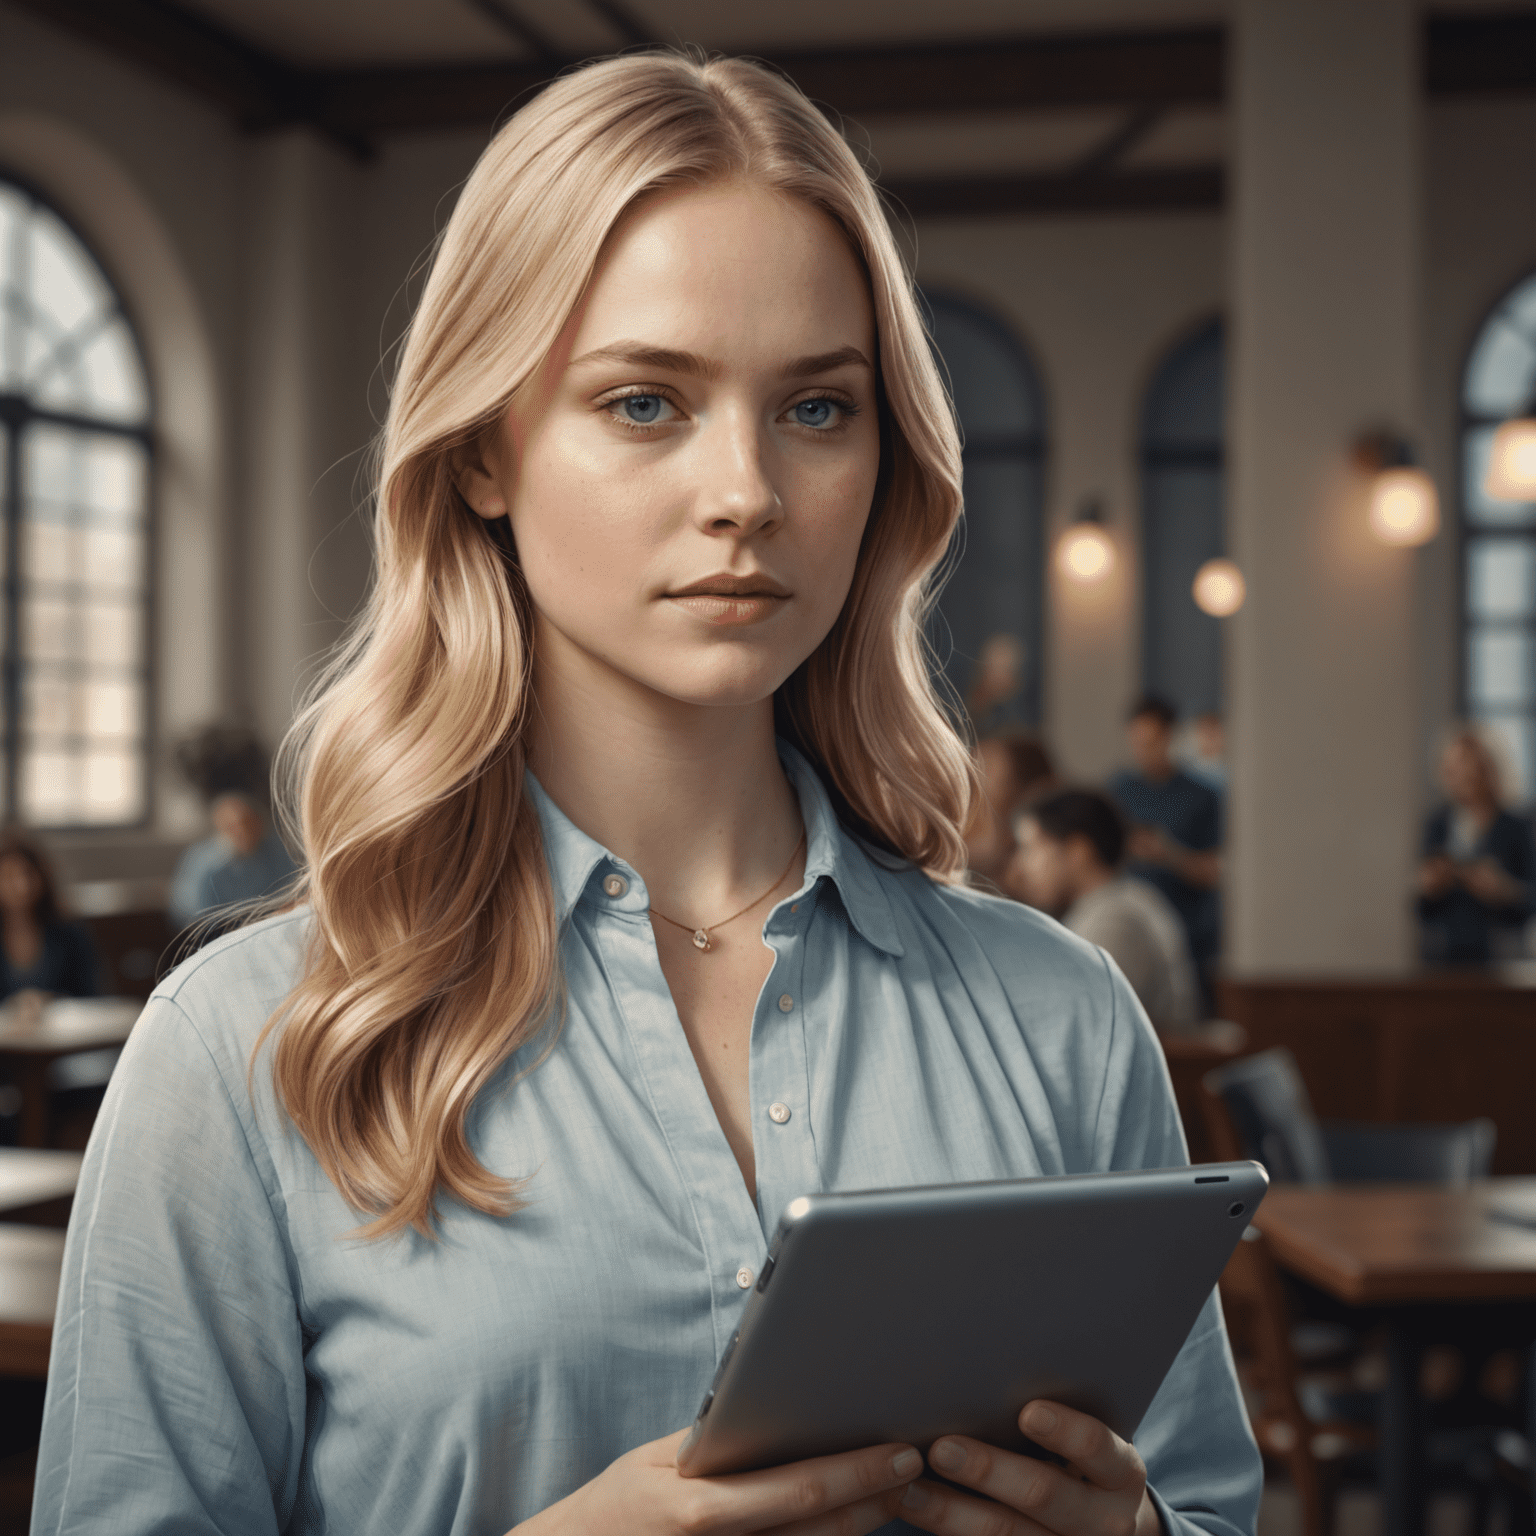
[
  {"left": 19, "top": 751, "right": 77, "bottom": 824},
  {"left": 1463, "top": 313, "right": 1536, "bottom": 418},
  {"left": 77, "top": 320, "right": 148, "bottom": 424},
  {"left": 1474, "top": 712, "right": 1535, "bottom": 808},
  {"left": 82, "top": 528, "right": 142, "bottom": 592},
  {"left": 1468, "top": 538, "right": 1536, "bottom": 621},
  {"left": 21, "top": 519, "right": 74, "bottom": 586},
  {"left": 1470, "top": 629, "right": 1534, "bottom": 708},
  {"left": 21, "top": 671, "right": 74, "bottom": 736},
  {"left": 928, "top": 297, "right": 1042, "bottom": 440},
  {"left": 81, "top": 751, "right": 141, "bottom": 823},
  {"left": 21, "top": 596, "right": 77, "bottom": 664},
  {"left": 83, "top": 679, "right": 140, "bottom": 738},
  {"left": 1465, "top": 426, "right": 1536, "bottom": 527},
  {"left": 83, "top": 600, "right": 141, "bottom": 667},
  {"left": 29, "top": 209, "right": 110, "bottom": 337},
  {"left": 82, "top": 436, "right": 148, "bottom": 524}
]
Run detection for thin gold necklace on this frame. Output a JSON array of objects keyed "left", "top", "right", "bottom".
[{"left": 649, "top": 831, "right": 807, "bottom": 953}]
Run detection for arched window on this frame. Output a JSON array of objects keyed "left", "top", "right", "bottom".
[
  {"left": 1139, "top": 318, "right": 1225, "bottom": 718},
  {"left": 924, "top": 291, "right": 1046, "bottom": 730},
  {"left": 1461, "top": 272, "right": 1536, "bottom": 807},
  {"left": 0, "top": 175, "right": 151, "bottom": 827}
]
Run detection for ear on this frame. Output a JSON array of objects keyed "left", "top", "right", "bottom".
[{"left": 449, "top": 428, "right": 511, "bottom": 522}]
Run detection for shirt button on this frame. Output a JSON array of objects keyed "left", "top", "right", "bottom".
[
  {"left": 768, "top": 1102, "right": 792, "bottom": 1124},
  {"left": 602, "top": 874, "right": 627, "bottom": 898},
  {"left": 777, "top": 994, "right": 794, "bottom": 1013},
  {"left": 735, "top": 1266, "right": 754, "bottom": 1289}
]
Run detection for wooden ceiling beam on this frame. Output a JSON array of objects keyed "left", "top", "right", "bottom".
[{"left": 884, "top": 165, "right": 1223, "bottom": 218}]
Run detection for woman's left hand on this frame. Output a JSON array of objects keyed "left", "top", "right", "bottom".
[{"left": 888, "top": 1400, "right": 1162, "bottom": 1536}]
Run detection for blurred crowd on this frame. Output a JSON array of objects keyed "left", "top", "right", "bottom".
[
  {"left": 965, "top": 694, "right": 1536, "bottom": 1035},
  {"left": 0, "top": 702, "right": 1531, "bottom": 1024}
]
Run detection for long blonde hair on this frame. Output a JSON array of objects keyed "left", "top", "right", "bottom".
[{"left": 269, "top": 50, "right": 975, "bottom": 1237}]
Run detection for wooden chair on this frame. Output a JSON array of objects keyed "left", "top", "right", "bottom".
[
  {"left": 1219, "top": 1225, "right": 1374, "bottom": 1536},
  {"left": 1156, "top": 1022, "right": 1247, "bottom": 1165}
]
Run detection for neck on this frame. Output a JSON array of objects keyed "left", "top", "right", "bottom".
[{"left": 526, "top": 630, "right": 804, "bottom": 925}]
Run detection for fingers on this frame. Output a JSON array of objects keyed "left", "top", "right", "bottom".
[
  {"left": 1018, "top": 1402, "right": 1144, "bottom": 1493},
  {"left": 764, "top": 1491, "right": 913, "bottom": 1535},
  {"left": 681, "top": 1442, "right": 922, "bottom": 1532},
  {"left": 887, "top": 1478, "right": 1041, "bottom": 1536}
]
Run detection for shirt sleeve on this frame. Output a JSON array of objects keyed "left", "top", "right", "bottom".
[
  {"left": 1091, "top": 957, "right": 1264, "bottom": 1536},
  {"left": 33, "top": 995, "right": 308, "bottom": 1536}
]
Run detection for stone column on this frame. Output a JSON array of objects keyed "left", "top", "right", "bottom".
[{"left": 1226, "top": 0, "right": 1424, "bottom": 974}]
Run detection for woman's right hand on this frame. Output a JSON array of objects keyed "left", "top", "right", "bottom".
[{"left": 514, "top": 1427, "right": 920, "bottom": 1534}]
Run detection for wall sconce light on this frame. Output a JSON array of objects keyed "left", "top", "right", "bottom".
[
  {"left": 1484, "top": 413, "right": 1536, "bottom": 501},
  {"left": 1056, "top": 498, "right": 1115, "bottom": 584},
  {"left": 1354, "top": 431, "right": 1439, "bottom": 547},
  {"left": 1192, "top": 557, "right": 1246, "bottom": 617}
]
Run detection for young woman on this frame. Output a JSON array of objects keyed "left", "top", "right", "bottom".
[
  {"left": 0, "top": 831, "right": 100, "bottom": 1004},
  {"left": 34, "top": 52, "right": 1261, "bottom": 1536}
]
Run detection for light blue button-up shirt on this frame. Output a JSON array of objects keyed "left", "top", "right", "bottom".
[{"left": 34, "top": 746, "right": 1260, "bottom": 1536}]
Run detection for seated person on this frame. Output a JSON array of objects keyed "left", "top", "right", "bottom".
[
  {"left": 963, "top": 731, "right": 1055, "bottom": 886},
  {"left": 1417, "top": 728, "right": 1535, "bottom": 964},
  {"left": 0, "top": 830, "right": 101, "bottom": 1002},
  {"left": 1108, "top": 696, "right": 1221, "bottom": 1003},
  {"left": 170, "top": 792, "right": 298, "bottom": 933},
  {"left": 1012, "top": 789, "right": 1200, "bottom": 1033},
  {"left": 170, "top": 726, "right": 299, "bottom": 933}
]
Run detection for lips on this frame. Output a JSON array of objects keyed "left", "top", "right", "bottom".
[{"left": 667, "top": 573, "right": 792, "bottom": 599}]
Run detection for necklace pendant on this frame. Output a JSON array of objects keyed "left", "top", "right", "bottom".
[{"left": 692, "top": 929, "right": 711, "bottom": 952}]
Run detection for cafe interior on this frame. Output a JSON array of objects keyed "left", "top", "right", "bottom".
[{"left": 1, "top": 0, "right": 1535, "bottom": 1531}]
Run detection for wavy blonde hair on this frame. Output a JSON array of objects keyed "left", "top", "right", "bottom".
[{"left": 268, "top": 50, "right": 975, "bottom": 1237}]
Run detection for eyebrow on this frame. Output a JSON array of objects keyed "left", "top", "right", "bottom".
[{"left": 567, "top": 342, "right": 873, "bottom": 381}]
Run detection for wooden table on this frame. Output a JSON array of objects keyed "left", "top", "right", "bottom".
[
  {"left": 0, "top": 999, "right": 141, "bottom": 1147},
  {"left": 1255, "top": 1181, "right": 1536, "bottom": 1536}
]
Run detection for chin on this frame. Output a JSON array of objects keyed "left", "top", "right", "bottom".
[{"left": 636, "top": 648, "right": 804, "bottom": 710}]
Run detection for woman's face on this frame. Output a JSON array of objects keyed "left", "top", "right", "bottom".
[
  {"left": 0, "top": 855, "right": 42, "bottom": 918},
  {"left": 462, "top": 181, "right": 881, "bottom": 713}
]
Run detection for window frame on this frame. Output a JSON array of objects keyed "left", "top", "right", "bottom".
[
  {"left": 920, "top": 287, "right": 1048, "bottom": 729},
  {"left": 1456, "top": 266, "right": 1536, "bottom": 811},
  {"left": 1138, "top": 314, "right": 1227, "bottom": 719},
  {"left": 0, "top": 168, "right": 157, "bottom": 831}
]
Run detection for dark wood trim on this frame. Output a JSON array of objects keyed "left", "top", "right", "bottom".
[
  {"left": 1427, "top": 10, "right": 1536, "bottom": 97},
  {"left": 10, "top": 1, "right": 1536, "bottom": 173},
  {"left": 885, "top": 165, "right": 1224, "bottom": 218}
]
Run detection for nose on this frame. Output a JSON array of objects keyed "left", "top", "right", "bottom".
[{"left": 693, "top": 408, "right": 782, "bottom": 538}]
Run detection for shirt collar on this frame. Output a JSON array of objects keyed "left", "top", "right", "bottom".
[{"left": 524, "top": 741, "right": 905, "bottom": 958}]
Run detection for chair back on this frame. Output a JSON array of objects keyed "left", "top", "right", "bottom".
[
  {"left": 1203, "top": 1047, "right": 1331, "bottom": 1184},
  {"left": 1319, "top": 1118, "right": 1497, "bottom": 1184}
]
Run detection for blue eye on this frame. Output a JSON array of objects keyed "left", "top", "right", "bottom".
[
  {"left": 618, "top": 394, "right": 665, "bottom": 424},
  {"left": 793, "top": 399, "right": 838, "bottom": 429}
]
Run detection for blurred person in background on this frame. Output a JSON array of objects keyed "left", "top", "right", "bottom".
[
  {"left": 964, "top": 631, "right": 1030, "bottom": 736},
  {"left": 1011, "top": 789, "right": 1199, "bottom": 1034},
  {"left": 0, "top": 829, "right": 102, "bottom": 1003},
  {"left": 963, "top": 730, "right": 1055, "bottom": 886},
  {"left": 1108, "top": 696, "right": 1222, "bottom": 1008},
  {"left": 169, "top": 727, "right": 298, "bottom": 932},
  {"left": 1181, "top": 711, "right": 1226, "bottom": 794},
  {"left": 1417, "top": 727, "right": 1535, "bottom": 964}
]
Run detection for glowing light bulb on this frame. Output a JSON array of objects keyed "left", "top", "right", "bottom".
[
  {"left": 1057, "top": 524, "right": 1114, "bottom": 583},
  {"left": 1191, "top": 558, "right": 1246, "bottom": 617},
  {"left": 1484, "top": 418, "right": 1536, "bottom": 501},
  {"left": 1368, "top": 466, "right": 1439, "bottom": 546}
]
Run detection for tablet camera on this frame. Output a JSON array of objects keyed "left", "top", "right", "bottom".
[{"left": 1227, "top": 1201, "right": 1245, "bottom": 1218}]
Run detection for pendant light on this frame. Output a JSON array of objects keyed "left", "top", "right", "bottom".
[
  {"left": 1192, "top": 557, "right": 1246, "bottom": 617},
  {"left": 1484, "top": 413, "right": 1536, "bottom": 502}
]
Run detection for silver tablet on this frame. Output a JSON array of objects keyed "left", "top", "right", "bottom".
[{"left": 678, "top": 1161, "right": 1267, "bottom": 1477}]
